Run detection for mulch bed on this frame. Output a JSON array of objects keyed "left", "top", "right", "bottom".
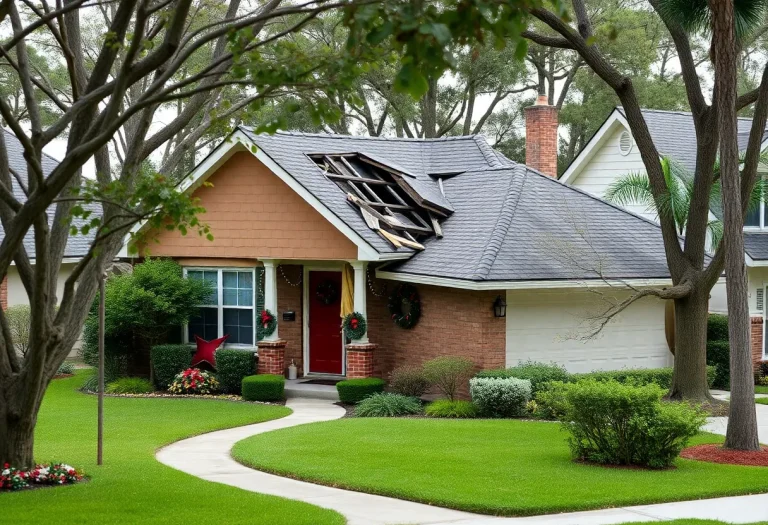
[{"left": 680, "top": 444, "right": 768, "bottom": 467}]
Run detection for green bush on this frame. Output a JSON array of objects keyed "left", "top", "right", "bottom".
[
  {"left": 56, "top": 362, "right": 75, "bottom": 375},
  {"left": 572, "top": 367, "right": 717, "bottom": 390},
  {"left": 422, "top": 356, "right": 475, "bottom": 401},
  {"left": 80, "top": 373, "right": 98, "bottom": 393},
  {"left": 106, "top": 377, "right": 154, "bottom": 394},
  {"left": 477, "top": 360, "right": 570, "bottom": 395},
  {"left": 707, "top": 341, "right": 730, "bottom": 389},
  {"left": 336, "top": 378, "right": 386, "bottom": 404},
  {"left": 533, "top": 381, "right": 570, "bottom": 420},
  {"left": 707, "top": 314, "right": 729, "bottom": 342},
  {"left": 558, "top": 380, "right": 705, "bottom": 469},
  {"left": 242, "top": 374, "right": 285, "bottom": 401},
  {"left": 388, "top": 365, "right": 431, "bottom": 398},
  {"left": 354, "top": 393, "right": 422, "bottom": 417},
  {"left": 6, "top": 305, "right": 30, "bottom": 356},
  {"left": 425, "top": 399, "right": 478, "bottom": 418},
  {"left": 469, "top": 377, "right": 531, "bottom": 417},
  {"left": 151, "top": 344, "right": 192, "bottom": 389},
  {"left": 216, "top": 349, "right": 255, "bottom": 394}
]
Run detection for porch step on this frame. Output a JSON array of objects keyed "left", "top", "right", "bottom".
[{"left": 285, "top": 379, "right": 340, "bottom": 401}]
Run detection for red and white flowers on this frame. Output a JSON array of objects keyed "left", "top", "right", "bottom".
[
  {"left": 169, "top": 368, "right": 219, "bottom": 395},
  {"left": 1, "top": 462, "right": 82, "bottom": 491}
]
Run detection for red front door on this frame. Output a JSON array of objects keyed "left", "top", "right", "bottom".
[{"left": 308, "top": 271, "right": 343, "bottom": 374}]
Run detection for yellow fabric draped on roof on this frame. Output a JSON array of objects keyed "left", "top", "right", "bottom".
[{"left": 341, "top": 263, "right": 354, "bottom": 318}]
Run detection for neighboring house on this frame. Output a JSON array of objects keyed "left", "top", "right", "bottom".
[
  {"left": 561, "top": 106, "right": 767, "bottom": 369},
  {"left": 125, "top": 95, "right": 676, "bottom": 379}
]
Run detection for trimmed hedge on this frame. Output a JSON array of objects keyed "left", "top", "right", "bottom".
[
  {"left": 707, "top": 314, "right": 729, "bottom": 342},
  {"left": 151, "top": 344, "right": 192, "bottom": 390},
  {"left": 242, "top": 374, "right": 285, "bottom": 401},
  {"left": 707, "top": 341, "right": 730, "bottom": 389},
  {"left": 336, "top": 378, "right": 386, "bottom": 404},
  {"left": 572, "top": 366, "right": 717, "bottom": 390},
  {"left": 476, "top": 361, "right": 569, "bottom": 395},
  {"left": 216, "top": 349, "right": 256, "bottom": 394}
]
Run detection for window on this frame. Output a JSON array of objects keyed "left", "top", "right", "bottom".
[
  {"left": 744, "top": 187, "right": 768, "bottom": 229},
  {"left": 618, "top": 130, "right": 633, "bottom": 156},
  {"left": 185, "top": 268, "right": 258, "bottom": 346}
]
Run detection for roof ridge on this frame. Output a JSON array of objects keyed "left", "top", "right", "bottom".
[
  {"left": 472, "top": 135, "right": 503, "bottom": 168},
  {"left": 617, "top": 106, "right": 755, "bottom": 122},
  {"left": 471, "top": 166, "right": 527, "bottom": 280},
  {"left": 241, "top": 127, "right": 480, "bottom": 143}
]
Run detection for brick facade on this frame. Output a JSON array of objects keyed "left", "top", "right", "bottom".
[
  {"left": 346, "top": 343, "right": 377, "bottom": 378},
  {"left": 0, "top": 276, "right": 7, "bottom": 310},
  {"left": 277, "top": 264, "right": 304, "bottom": 375},
  {"left": 751, "top": 316, "right": 765, "bottom": 371},
  {"left": 257, "top": 340, "right": 287, "bottom": 375},
  {"left": 524, "top": 94, "right": 559, "bottom": 178}
]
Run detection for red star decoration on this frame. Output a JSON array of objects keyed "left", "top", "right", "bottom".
[{"left": 191, "top": 334, "right": 229, "bottom": 370}]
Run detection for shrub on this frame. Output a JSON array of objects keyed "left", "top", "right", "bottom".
[
  {"left": 558, "top": 380, "right": 705, "bottom": 469},
  {"left": 151, "top": 344, "right": 192, "bottom": 389},
  {"left": 533, "top": 381, "right": 570, "bottom": 420},
  {"left": 422, "top": 356, "right": 475, "bottom": 401},
  {"left": 216, "top": 349, "right": 255, "bottom": 394},
  {"left": 242, "top": 374, "right": 285, "bottom": 401},
  {"left": 425, "top": 399, "right": 478, "bottom": 418},
  {"left": 571, "top": 367, "right": 717, "bottom": 390},
  {"left": 336, "top": 378, "right": 386, "bottom": 404},
  {"left": 469, "top": 377, "right": 532, "bottom": 417},
  {"left": 56, "top": 362, "right": 75, "bottom": 375},
  {"left": 169, "top": 368, "right": 219, "bottom": 395},
  {"left": 106, "top": 377, "right": 154, "bottom": 394},
  {"left": 389, "top": 365, "right": 431, "bottom": 397},
  {"left": 477, "top": 360, "right": 570, "bottom": 395},
  {"left": 354, "top": 393, "right": 422, "bottom": 417},
  {"left": 1, "top": 463, "right": 82, "bottom": 492},
  {"left": 80, "top": 373, "right": 98, "bottom": 393},
  {"left": 6, "top": 305, "right": 30, "bottom": 356},
  {"left": 706, "top": 341, "right": 730, "bottom": 389},
  {"left": 707, "top": 314, "right": 729, "bottom": 342}
]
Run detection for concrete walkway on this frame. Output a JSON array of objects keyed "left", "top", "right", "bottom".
[
  {"left": 157, "top": 398, "right": 768, "bottom": 525},
  {"left": 704, "top": 391, "right": 768, "bottom": 443}
]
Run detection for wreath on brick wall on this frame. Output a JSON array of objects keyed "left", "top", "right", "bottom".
[
  {"left": 316, "top": 279, "right": 339, "bottom": 305},
  {"left": 388, "top": 284, "right": 421, "bottom": 329},
  {"left": 257, "top": 309, "right": 277, "bottom": 339},
  {"left": 342, "top": 312, "right": 367, "bottom": 341}
]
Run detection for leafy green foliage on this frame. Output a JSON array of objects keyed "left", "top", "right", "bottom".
[
  {"left": 5, "top": 305, "right": 30, "bottom": 357},
  {"left": 56, "top": 362, "right": 75, "bottom": 375},
  {"left": 106, "top": 377, "right": 154, "bottom": 394},
  {"left": 215, "top": 349, "right": 256, "bottom": 395},
  {"left": 388, "top": 364, "right": 431, "bottom": 397},
  {"left": 422, "top": 356, "right": 475, "bottom": 401},
  {"left": 469, "top": 377, "right": 531, "bottom": 417},
  {"left": 532, "top": 381, "right": 570, "bottom": 420},
  {"left": 706, "top": 341, "right": 730, "bottom": 389},
  {"left": 242, "top": 374, "right": 285, "bottom": 402},
  {"left": 558, "top": 380, "right": 705, "bottom": 468},
  {"left": 707, "top": 314, "right": 729, "bottom": 342},
  {"left": 354, "top": 393, "right": 422, "bottom": 417},
  {"left": 572, "top": 367, "right": 717, "bottom": 390},
  {"left": 336, "top": 378, "right": 386, "bottom": 404},
  {"left": 657, "top": 0, "right": 767, "bottom": 39},
  {"left": 425, "top": 399, "right": 478, "bottom": 418},
  {"left": 477, "top": 360, "right": 569, "bottom": 395},
  {"left": 151, "top": 345, "right": 193, "bottom": 390}
]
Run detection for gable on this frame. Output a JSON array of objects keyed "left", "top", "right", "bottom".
[{"left": 144, "top": 151, "right": 358, "bottom": 260}]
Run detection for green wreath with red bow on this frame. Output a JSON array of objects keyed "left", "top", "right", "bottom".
[
  {"left": 257, "top": 309, "right": 277, "bottom": 339},
  {"left": 342, "top": 312, "right": 367, "bottom": 340},
  {"left": 388, "top": 284, "right": 421, "bottom": 329}
]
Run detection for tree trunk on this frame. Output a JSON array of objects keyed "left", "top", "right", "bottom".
[
  {"left": 669, "top": 288, "right": 715, "bottom": 401},
  {"left": 0, "top": 392, "right": 37, "bottom": 468},
  {"left": 421, "top": 79, "right": 438, "bottom": 138},
  {"left": 710, "top": 0, "right": 760, "bottom": 450}
]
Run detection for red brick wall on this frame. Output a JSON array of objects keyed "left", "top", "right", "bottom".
[
  {"left": 751, "top": 316, "right": 765, "bottom": 371},
  {"left": 277, "top": 264, "right": 304, "bottom": 375},
  {"left": 365, "top": 276, "right": 506, "bottom": 381},
  {"left": 525, "top": 94, "right": 558, "bottom": 178},
  {"left": 0, "top": 276, "right": 7, "bottom": 310}
]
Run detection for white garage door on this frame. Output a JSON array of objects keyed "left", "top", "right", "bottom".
[{"left": 505, "top": 289, "right": 672, "bottom": 373}]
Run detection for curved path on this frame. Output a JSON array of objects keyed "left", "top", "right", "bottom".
[{"left": 157, "top": 398, "right": 768, "bottom": 525}]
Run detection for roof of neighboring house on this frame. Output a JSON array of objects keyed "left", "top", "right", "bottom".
[
  {"left": 0, "top": 128, "right": 97, "bottom": 260},
  {"left": 745, "top": 233, "right": 768, "bottom": 261},
  {"left": 237, "top": 128, "right": 671, "bottom": 283}
]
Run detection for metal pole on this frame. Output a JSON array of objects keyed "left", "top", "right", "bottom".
[{"left": 97, "top": 273, "right": 105, "bottom": 466}]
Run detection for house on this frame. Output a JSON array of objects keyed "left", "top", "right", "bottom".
[
  {"left": 561, "top": 106, "right": 767, "bottom": 369},
  {"left": 129, "top": 96, "right": 675, "bottom": 379}
]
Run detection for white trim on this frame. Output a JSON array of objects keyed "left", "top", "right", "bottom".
[
  {"left": 302, "top": 264, "right": 346, "bottom": 377},
  {"left": 764, "top": 287, "right": 768, "bottom": 359},
  {"left": 560, "top": 110, "right": 630, "bottom": 184},
  {"left": 375, "top": 268, "right": 674, "bottom": 291},
  {"left": 120, "top": 129, "right": 395, "bottom": 262}
]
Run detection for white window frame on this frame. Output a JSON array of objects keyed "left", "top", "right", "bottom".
[{"left": 183, "top": 267, "right": 257, "bottom": 348}]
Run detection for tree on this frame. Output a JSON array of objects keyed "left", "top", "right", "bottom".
[{"left": 0, "top": 0, "right": 542, "bottom": 468}]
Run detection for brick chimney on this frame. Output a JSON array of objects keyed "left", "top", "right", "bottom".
[{"left": 525, "top": 94, "right": 559, "bottom": 178}]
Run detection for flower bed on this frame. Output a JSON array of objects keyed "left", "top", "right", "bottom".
[{"left": 1, "top": 463, "right": 82, "bottom": 491}]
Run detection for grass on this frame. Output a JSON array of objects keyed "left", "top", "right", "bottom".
[
  {"left": 2, "top": 372, "right": 345, "bottom": 525},
  {"left": 621, "top": 522, "right": 768, "bottom": 525},
  {"left": 756, "top": 385, "right": 768, "bottom": 394},
  {"left": 233, "top": 418, "right": 768, "bottom": 517},
  {"left": 757, "top": 397, "right": 768, "bottom": 405}
]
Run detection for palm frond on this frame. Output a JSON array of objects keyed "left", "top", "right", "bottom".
[
  {"left": 656, "top": 0, "right": 767, "bottom": 40},
  {"left": 604, "top": 172, "right": 656, "bottom": 212},
  {"left": 707, "top": 219, "right": 723, "bottom": 251}
]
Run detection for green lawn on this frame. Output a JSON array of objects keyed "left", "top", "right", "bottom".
[
  {"left": 756, "top": 385, "right": 768, "bottom": 395},
  {"left": 233, "top": 418, "right": 768, "bottom": 517},
  {"left": 2, "top": 373, "right": 344, "bottom": 525},
  {"left": 757, "top": 397, "right": 768, "bottom": 405},
  {"left": 622, "top": 522, "right": 768, "bottom": 525}
]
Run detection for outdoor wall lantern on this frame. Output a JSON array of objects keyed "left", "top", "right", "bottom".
[{"left": 493, "top": 295, "right": 507, "bottom": 318}]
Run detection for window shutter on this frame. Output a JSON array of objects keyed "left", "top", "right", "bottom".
[
  {"left": 255, "top": 266, "right": 265, "bottom": 341},
  {"left": 757, "top": 288, "right": 764, "bottom": 312}
]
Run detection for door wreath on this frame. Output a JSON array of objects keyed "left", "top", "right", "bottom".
[
  {"left": 257, "top": 309, "right": 277, "bottom": 339},
  {"left": 342, "top": 312, "right": 367, "bottom": 340},
  {"left": 316, "top": 279, "right": 339, "bottom": 305},
  {"left": 388, "top": 284, "right": 421, "bottom": 329}
]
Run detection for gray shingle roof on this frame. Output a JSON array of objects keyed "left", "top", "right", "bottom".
[
  {"left": 241, "top": 128, "right": 671, "bottom": 282},
  {"left": 0, "top": 129, "right": 97, "bottom": 259},
  {"left": 745, "top": 233, "right": 768, "bottom": 260}
]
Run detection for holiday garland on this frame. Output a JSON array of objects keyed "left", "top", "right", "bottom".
[
  {"left": 316, "top": 279, "right": 339, "bottom": 305},
  {"left": 257, "top": 309, "right": 277, "bottom": 339},
  {"left": 388, "top": 283, "right": 421, "bottom": 329},
  {"left": 342, "top": 312, "right": 367, "bottom": 340}
]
